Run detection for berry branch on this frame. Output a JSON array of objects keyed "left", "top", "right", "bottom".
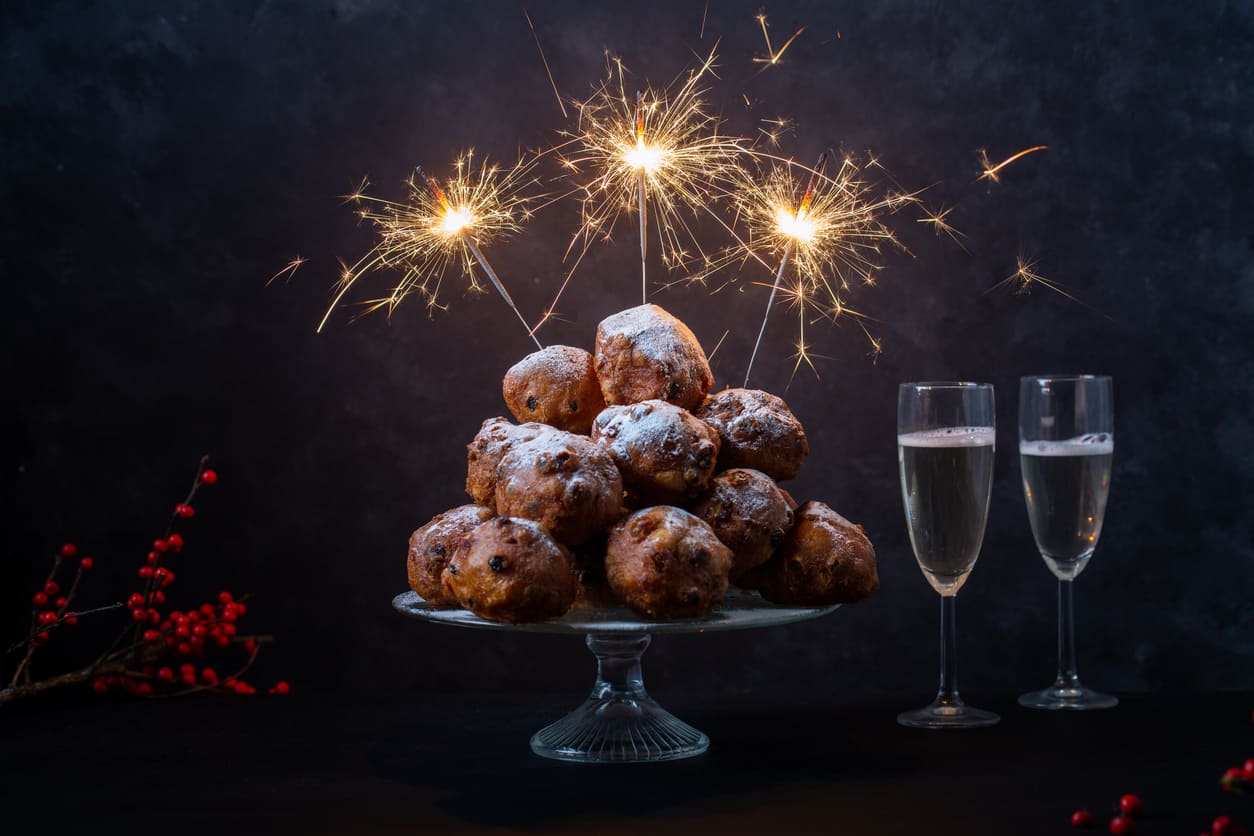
[{"left": 1, "top": 457, "right": 289, "bottom": 706}]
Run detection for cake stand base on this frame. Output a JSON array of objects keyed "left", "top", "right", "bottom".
[{"left": 529, "top": 633, "right": 709, "bottom": 763}]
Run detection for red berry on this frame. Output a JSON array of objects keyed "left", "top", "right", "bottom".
[
  {"left": 55, "top": 597, "right": 67, "bottom": 609},
  {"left": 153, "top": 538, "right": 168, "bottom": 553},
  {"left": 192, "top": 624, "right": 207, "bottom": 638},
  {"left": 200, "top": 469, "right": 218, "bottom": 485},
  {"left": 221, "top": 622, "right": 236, "bottom": 637},
  {"left": 154, "top": 590, "right": 166, "bottom": 605},
  {"left": 175, "top": 504, "right": 195, "bottom": 518},
  {"left": 199, "top": 603, "right": 215, "bottom": 617},
  {"left": 176, "top": 625, "right": 191, "bottom": 639},
  {"left": 243, "top": 639, "right": 258, "bottom": 653},
  {"left": 1243, "top": 759, "right": 1254, "bottom": 781},
  {"left": 177, "top": 642, "right": 192, "bottom": 655},
  {"left": 138, "top": 566, "right": 154, "bottom": 579},
  {"left": 32, "top": 592, "right": 49, "bottom": 607},
  {"left": 43, "top": 581, "right": 60, "bottom": 596},
  {"left": 1071, "top": 810, "right": 1094, "bottom": 828},
  {"left": 64, "top": 616, "right": 78, "bottom": 625},
  {"left": 218, "top": 591, "right": 234, "bottom": 604},
  {"left": 157, "top": 667, "right": 174, "bottom": 682},
  {"left": 1119, "top": 795, "right": 1142, "bottom": 817},
  {"left": 79, "top": 556, "right": 93, "bottom": 570},
  {"left": 136, "top": 682, "right": 153, "bottom": 696},
  {"left": 1110, "top": 815, "right": 1135, "bottom": 835},
  {"left": 1215, "top": 816, "right": 1234, "bottom": 836},
  {"left": 92, "top": 677, "right": 108, "bottom": 693},
  {"left": 179, "top": 663, "right": 195, "bottom": 675},
  {"left": 270, "top": 681, "right": 291, "bottom": 695},
  {"left": 38, "top": 611, "right": 58, "bottom": 626},
  {"left": 127, "top": 593, "right": 146, "bottom": 609},
  {"left": 35, "top": 630, "right": 50, "bottom": 642},
  {"left": 131, "top": 608, "right": 147, "bottom": 622},
  {"left": 60, "top": 543, "right": 78, "bottom": 558},
  {"left": 201, "top": 668, "right": 218, "bottom": 685},
  {"left": 166, "top": 533, "right": 184, "bottom": 551},
  {"left": 142, "top": 629, "right": 160, "bottom": 641},
  {"left": 148, "top": 609, "right": 160, "bottom": 624}
]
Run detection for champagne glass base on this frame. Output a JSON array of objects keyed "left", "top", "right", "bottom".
[
  {"left": 897, "top": 699, "right": 1000, "bottom": 730},
  {"left": 1018, "top": 684, "right": 1118, "bottom": 711}
]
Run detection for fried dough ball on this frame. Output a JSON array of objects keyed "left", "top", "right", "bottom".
[
  {"left": 740, "top": 501, "right": 878, "bottom": 605},
  {"left": 464, "top": 418, "right": 554, "bottom": 510},
  {"left": 494, "top": 430, "right": 623, "bottom": 545},
  {"left": 691, "top": 468, "right": 794, "bottom": 579},
  {"left": 591, "top": 400, "right": 720, "bottom": 505},
  {"left": 442, "top": 516, "right": 577, "bottom": 622},
  {"left": 605, "top": 506, "right": 733, "bottom": 619},
  {"left": 594, "top": 304, "right": 713, "bottom": 411},
  {"left": 406, "top": 504, "right": 495, "bottom": 604},
  {"left": 502, "top": 345, "right": 606, "bottom": 434},
  {"left": 695, "top": 388, "right": 809, "bottom": 481}
]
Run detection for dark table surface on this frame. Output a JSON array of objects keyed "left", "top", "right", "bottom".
[{"left": 2, "top": 687, "right": 1250, "bottom": 834}]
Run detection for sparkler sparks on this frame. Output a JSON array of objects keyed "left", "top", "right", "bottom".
[
  {"left": 556, "top": 48, "right": 749, "bottom": 310},
  {"left": 319, "top": 149, "right": 543, "bottom": 348},
  {"left": 735, "top": 153, "right": 915, "bottom": 382},
  {"left": 988, "top": 254, "right": 1086, "bottom": 306},
  {"left": 977, "top": 145, "right": 1048, "bottom": 184},
  {"left": 752, "top": 12, "right": 805, "bottom": 73}
]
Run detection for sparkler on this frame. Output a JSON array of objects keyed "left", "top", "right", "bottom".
[
  {"left": 320, "top": 150, "right": 543, "bottom": 350},
  {"left": 736, "top": 153, "right": 915, "bottom": 383},
  {"left": 744, "top": 152, "right": 826, "bottom": 386},
  {"left": 557, "top": 48, "right": 749, "bottom": 309}
]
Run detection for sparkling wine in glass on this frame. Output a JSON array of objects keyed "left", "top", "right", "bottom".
[
  {"left": 897, "top": 382, "right": 999, "bottom": 729},
  {"left": 1018, "top": 375, "right": 1117, "bottom": 710}
]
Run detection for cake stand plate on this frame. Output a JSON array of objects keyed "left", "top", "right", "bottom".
[{"left": 393, "top": 590, "right": 838, "bottom": 764}]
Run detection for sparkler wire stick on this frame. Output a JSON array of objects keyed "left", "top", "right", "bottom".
[
  {"left": 416, "top": 166, "right": 542, "bottom": 350},
  {"left": 636, "top": 90, "right": 648, "bottom": 303},
  {"left": 743, "top": 152, "right": 827, "bottom": 387}
]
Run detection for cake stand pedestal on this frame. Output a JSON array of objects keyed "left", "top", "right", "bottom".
[{"left": 392, "top": 590, "right": 838, "bottom": 764}]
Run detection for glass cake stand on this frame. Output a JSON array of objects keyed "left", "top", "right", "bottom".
[{"left": 392, "top": 589, "right": 838, "bottom": 764}]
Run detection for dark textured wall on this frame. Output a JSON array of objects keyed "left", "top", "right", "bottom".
[{"left": 4, "top": 0, "right": 1252, "bottom": 702}]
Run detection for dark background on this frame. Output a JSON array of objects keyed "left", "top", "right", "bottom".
[{"left": 3, "top": 0, "right": 1251, "bottom": 704}]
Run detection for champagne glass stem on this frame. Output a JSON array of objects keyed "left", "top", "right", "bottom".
[
  {"left": 937, "top": 595, "right": 959, "bottom": 704},
  {"left": 1056, "top": 579, "right": 1080, "bottom": 688}
]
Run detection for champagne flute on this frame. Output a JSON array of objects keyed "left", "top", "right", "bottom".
[
  {"left": 897, "top": 382, "right": 1000, "bottom": 729},
  {"left": 1018, "top": 375, "right": 1117, "bottom": 710}
]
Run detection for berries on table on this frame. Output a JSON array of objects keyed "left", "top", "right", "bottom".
[{"left": 1109, "top": 815, "right": 1135, "bottom": 834}]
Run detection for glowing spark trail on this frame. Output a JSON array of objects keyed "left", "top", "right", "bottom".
[
  {"left": 556, "top": 48, "right": 748, "bottom": 310},
  {"left": 978, "top": 145, "right": 1048, "bottom": 184},
  {"left": 752, "top": 12, "right": 805, "bottom": 74},
  {"left": 267, "top": 256, "right": 306, "bottom": 286},
  {"left": 988, "top": 254, "right": 1087, "bottom": 307},
  {"left": 744, "top": 152, "right": 826, "bottom": 387},
  {"left": 523, "top": 8, "right": 567, "bottom": 119},
  {"left": 320, "top": 150, "right": 542, "bottom": 349}
]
